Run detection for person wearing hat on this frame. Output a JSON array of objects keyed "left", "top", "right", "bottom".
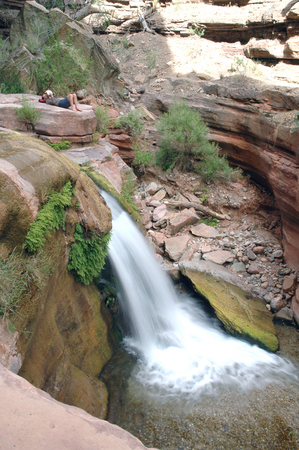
[{"left": 39, "top": 90, "right": 82, "bottom": 112}]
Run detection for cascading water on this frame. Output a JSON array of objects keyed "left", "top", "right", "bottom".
[{"left": 101, "top": 190, "right": 298, "bottom": 399}]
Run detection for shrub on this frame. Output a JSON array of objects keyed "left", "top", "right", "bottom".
[
  {"left": 67, "top": 223, "right": 110, "bottom": 285},
  {"left": 15, "top": 97, "right": 43, "bottom": 129},
  {"left": 114, "top": 109, "right": 144, "bottom": 136},
  {"left": 48, "top": 140, "right": 72, "bottom": 151},
  {"left": 34, "top": 35, "right": 92, "bottom": 96},
  {"left": 95, "top": 105, "right": 111, "bottom": 135},
  {"left": 133, "top": 142, "right": 154, "bottom": 171},
  {"left": 23, "top": 181, "right": 75, "bottom": 253},
  {"left": 121, "top": 170, "right": 137, "bottom": 211},
  {"left": 0, "top": 38, "right": 25, "bottom": 94},
  {"left": 156, "top": 100, "right": 236, "bottom": 182},
  {"left": 0, "top": 250, "right": 50, "bottom": 317}
]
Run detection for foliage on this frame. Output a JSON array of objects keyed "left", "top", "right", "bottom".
[
  {"left": 133, "top": 142, "right": 154, "bottom": 171},
  {"left": 95, "top": 105, "right": 111, "bottom": 135},
  {"left": 0, "top": 66, "right": 25, "bottom": 94},
  {"left": 291, "top": 112, "right": 299, "bottom": 133},
  {"left": 0, "top": 250, "right": 51, "bottom": 317},
  {"left": 67, "top": 223, "right": 110, "bottom": 285},
  {"left": 121, "top": 170, "right": 137, "bottom": 211},
  {"left": 200, "top": 217, "right": 218, "bottom": 227},
  {"left": 0, "top": 36, "right": 11, "bottom": 66},
  {"left": 228, "top": 56, "right": 262, "bottom": 77},
  {"left": 15, "top": 97, "right": 43, "bottom": 129},
  {"left": 188, "top": 26, "right": 205, "bottom": 37},
  {"left": 34, "top": 35, "right": 92, "bottom": 96},
  {"left": 36, "top": 0, "right": 65, "bottom": 11},
  {"left": 156, "top": 101, "right": 236, "bottom": 182},
  {"left": 118, "top": 87, "right": 127, "bottom": 99},
  {"left": 48, "top": 140, "right": 72, "bottom": 151},
  {"left": 146, "top": 50, "right": 156, "bottom": 69},
  {"left": 114, "top": 109, "right": 144, "bottom": 136},
  {"left": 23, "top": 181, "right": 75, "bottom": 253}
]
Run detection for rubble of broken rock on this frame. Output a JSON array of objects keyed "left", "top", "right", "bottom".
[{"left": 133, "top": 170, "right": 299, "bottom": 328}]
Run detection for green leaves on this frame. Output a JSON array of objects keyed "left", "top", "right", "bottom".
[
  {"left": 68, "top": 224, "right": 110, "bottom": 285},
  {"left": 156, "top": 101, "right": 238, "bottom": 182},
  {"left": 23, "top": 181, "right": 75, "bottom": 253}
]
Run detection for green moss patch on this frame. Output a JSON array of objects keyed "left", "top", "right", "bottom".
[
  {"left": 68, "top": 223, "right": 110, "bottom": 285},
  {"left": 23, "top": 181, "right": 75, "bottom": 253}
]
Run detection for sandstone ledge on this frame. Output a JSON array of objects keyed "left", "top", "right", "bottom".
[{"left": 0, "top": 364, "right": 156, "bottom": 450}]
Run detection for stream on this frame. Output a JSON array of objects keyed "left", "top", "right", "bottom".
[{"left": 100, "top": 190, "right": 299, "bottom": 450}]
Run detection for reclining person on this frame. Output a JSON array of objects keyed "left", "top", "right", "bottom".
[{"left": 39, "top": 90, "right": 82, "bottom": 112}]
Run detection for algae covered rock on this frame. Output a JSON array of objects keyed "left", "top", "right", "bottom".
[{"left": 179, "top": 260, "right": 278, "bottom": 352}]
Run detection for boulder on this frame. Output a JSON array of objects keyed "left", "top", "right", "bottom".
[
  {"left": 191, "top": 223, "right": 220, "bottom": 238},
  {"left": 0, "top": 94, "right": 97, "bottom": 140},
  {"left": 168, "top": 208, "right": 199, "bottom": 235},
  {"left": 165, "top": 235, "right": 190, "bottom": 261},
  {"left": 106, "top": 133, "right": 135, "bottom": 165},
  {"left": 0, "top": 364, "right": 155, "bottom": 450},
  {"left": 179, "top": 260, "right": 278, "bottom": 352},
  {"left": 61, "top": 140, "right": 132, "bottom": 193},
  {"left": 203, "top": 250, "right": 233, "bottom": 265},
  {"left": 152, "top": 204, "right": 167, "bottom": 222},
  {"left": 8, "top": 1, "right": 119, "bottom": 94}
]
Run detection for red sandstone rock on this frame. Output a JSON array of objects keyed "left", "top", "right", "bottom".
[
  {"left": 0, "top": 364, "right": 156, "bottom": 450},
  {"left": 168, "top": 209, "right": 199, "bottom": 235},
  {"left": 203, "top": 250, "right": 233, "bottom": 265},
  {"left": 191, "top": 223, "right": 220, "bottom": 238},
  {"left": 165, "top": 235, "right": 190, "bottom": 261},
  {"left": 106, "top": 133, "right": 134, "bottom": 165},
  {"left": 152, "top": 204, "right": 167, "bottom": 222},
  {"left": 283, "top": 274, "right": 297, "bottom": 293}
]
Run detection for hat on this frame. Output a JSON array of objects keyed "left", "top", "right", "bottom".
[{"left": 44, "top": 89, "right": 53, "bottom": 96}]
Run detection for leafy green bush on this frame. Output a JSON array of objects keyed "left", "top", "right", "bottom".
[
  {"left": 34, "top": 35, "right": 91, "bottom": 96},
  {"left": 156, "top": 101, "right": 236, "bottom": 182},
  {"left": 121, "top": 170, "right": 137, "bottom": 211},
  {"left": 133, "top": 143, "right": 154, "bottom": 171},
  {"left": 23, "top": 181, "right": 75, "bottom": 253},
  {"left": 48, "top": 140, "right": 72, "bottom": 151},
  {"left": 95, "top": 105, "right": 111, "bottom": 135},
  {"left": 114, "top": 109, "right": 144, "bottom": 136},
  {"left": 68, "top": 224, "right": 110, "bottom": 285},
  {"left": 36, "top": 0, "right": 65, "bottom": 11},
  {"left": 0, "top": 250, "right": 51, "bottom": 317},
  {"left": 15, "top": 97, "right": 43, "bottom": 129},
  {"left": 0, "top": 66, "right": 25, "bottom": 94}
]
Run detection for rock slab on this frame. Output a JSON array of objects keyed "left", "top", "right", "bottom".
[
  {"left": 0, "top": 364, "right": 156, "bottom": 450},
  {"left": 179, "top": 260, "right": 278, "bottom": 352}
]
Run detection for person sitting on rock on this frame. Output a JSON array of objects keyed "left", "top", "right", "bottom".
[{"left": 39, "top": 90, "right": 82, "bottom": 112}]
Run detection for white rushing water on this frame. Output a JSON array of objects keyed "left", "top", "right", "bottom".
[{"left": 101, "top": 190, "right": 297, "bottom": 398}]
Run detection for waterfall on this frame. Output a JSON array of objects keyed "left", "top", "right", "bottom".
[{"left": 101, "top": 190, "right": 297, "bottom": 398}]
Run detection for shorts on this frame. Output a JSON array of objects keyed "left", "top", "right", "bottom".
[{"left": 58, "top": 97, "right": 71, "bottom": 109}]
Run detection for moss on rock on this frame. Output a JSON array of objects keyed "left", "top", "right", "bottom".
[{"left": 180, "top": 263, "right": 278, "bottom": 352}]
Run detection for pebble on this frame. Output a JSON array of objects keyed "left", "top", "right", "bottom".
[{"left": 273, "top": 249, "right": 283, "bottom": 258}]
